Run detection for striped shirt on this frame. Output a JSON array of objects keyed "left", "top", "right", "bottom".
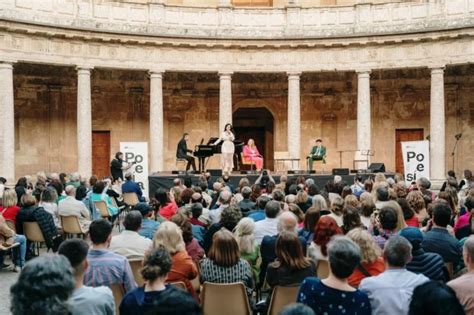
[
  {"left": 84, "top": 249, "right": 137, "bottom": 293},
  {"left": 200, "top": 258, "right": 253, "bottom": 296}
]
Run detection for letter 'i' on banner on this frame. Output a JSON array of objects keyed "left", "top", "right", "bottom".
[
  {"left": 120, "top": 142, "right": 149, "bottom": 196},
  {"left": 401, "top": 140, "right": 430, "bottom": 182}
]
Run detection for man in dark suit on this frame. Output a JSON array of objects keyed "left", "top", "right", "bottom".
[
  {"left": 307, "top": 138, "right": 327, "bottom": 172},
  {"left": 176, "top": 133, "right": 196, "bottom": 172}
]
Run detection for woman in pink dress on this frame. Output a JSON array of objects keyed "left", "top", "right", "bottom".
[{"left": 243, "top": 139, "right": 264, "bottom": 171}]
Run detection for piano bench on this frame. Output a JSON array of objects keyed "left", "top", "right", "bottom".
[{"left": 176, "top": 158, "right": 188, "bottom": 170}]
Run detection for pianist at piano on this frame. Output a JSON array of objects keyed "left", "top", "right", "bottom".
[{"left": 176, "top": 133, "right": 197, "bottom": 173}]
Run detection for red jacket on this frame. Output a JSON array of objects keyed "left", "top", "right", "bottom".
[
  {"left": 0, "top": 205, "right": 20, "bottom": 227},
  {"left": 159, "top": 201, "right": 178, "bottom": 220}
]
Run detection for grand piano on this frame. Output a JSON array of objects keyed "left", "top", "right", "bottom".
[{"left": 193, "top": 137, "right": 244, "bottom": 173}]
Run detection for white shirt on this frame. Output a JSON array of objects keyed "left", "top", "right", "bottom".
[
  {"left": 109, "top": 230, "right": 152, "bottom": 259},
  {"left": 254, "top": 217, "right": 278, "bottom": 244},
  {"left": 359, "top": 269, "right": 429, "bottom": 315},
  {"left": 209, "top": 205, "right": 228, "bottom": 225},
  {"left": 39, "top": 201, "right": 60, "bottom": 227},
  {"left": 58, "top": 196, "right": 91, "bottom": 231}
]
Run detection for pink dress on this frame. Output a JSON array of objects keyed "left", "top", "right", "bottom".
[{"left": 243, "top": 145, "right": 264, "bottom": 170}]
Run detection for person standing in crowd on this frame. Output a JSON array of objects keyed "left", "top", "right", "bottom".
[
  {"left": 242, "top": 138, "right": 264, "bottom": 171},
  {"left": 359, "top": 235, "right": 428, "bottom": 315},
  {"left": 213, "top": 123, "right": 235, "bottom": 175},
  {"left": 176, "top": 133, "right": 197, "bottom": 173},
  {"left": 110, "top": 151, "right": 134, "bottom": 181},
  {"left": 58, "top": 239, "right": 115, "bottom": 315},
  {"left": 297, "top": 236, "right": 371, "bottom": 315},
  {"left": 448, "top": 235, "right": 474, "bottom": 314},
  {"left": 306, "top": 139, "right": 326, "bottom": 172}
]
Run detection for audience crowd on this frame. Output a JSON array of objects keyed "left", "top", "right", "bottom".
[{"left": 1, "top": 168, "right": 474, "bottom": 315}]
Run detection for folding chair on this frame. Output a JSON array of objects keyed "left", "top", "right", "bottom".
[
  {"left": 60, "top": 215, "right": 87, "bottom": 239},
  {"left": 267, "top": 285, "right": 300, "bottom": 315},
  {"left": 23, "top": 222, "right": 46, "bottom": 256},
  {"left": 123, "top": 192, "right": 140, "bottom": 207},
  {"left": 128, "top": 259, "right": 144, "bottom": 287},
  {"left": 109, "top": 283, "right": 125, "bottom": 315},
  {"left": 317, "top": 260, "right": 330, "bottom": 279},
  {"left": 201, "top": 282, "right": 251, "bottom": 315}
]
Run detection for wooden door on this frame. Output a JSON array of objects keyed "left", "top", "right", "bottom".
[
  {"left": 395, "top": 129, "right": 424, "bottom": 174},
  {"left": 92, "top": 131, "right": 111, "bottom": 178}
]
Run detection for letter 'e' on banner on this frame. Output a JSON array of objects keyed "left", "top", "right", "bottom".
[{"left": 401, "top": 140, "right": 430, "bottom": 183}]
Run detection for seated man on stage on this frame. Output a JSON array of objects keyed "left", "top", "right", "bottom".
[
  {"left": 243, "top": 139, "right": 264, "bottom": 171},
  {"left": 176, "top": 133, "right": 196, "bottom": 173},
  {"left": 307, "top": 138, "right": 326, "bottom": 172}
]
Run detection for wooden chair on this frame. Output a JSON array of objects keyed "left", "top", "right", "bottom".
[
  {"left": 170, "top": 281, "right": 187, "bottom": 290},
  {"left": 201, "top": 282, "right": 251, "bottom": 315},
  {"left": 267, "top": 285, "right": 300, "bottom": 315},
  {"left": 176, "top": 158, "right": 187, "bottom": 170},
  {"left": 128, "top": 259, "right": 144, "bottom": 287},
  {"left": 5, "top": 219, "right": 15, "bottom": 232},
  {"left": 94, "top": 201, "right": 110, "bottom": 219},
  {"left": 108, "top": 283, "right": 125, "bottom": 315},
  {"left": 23, "top": 222, "right": 46, "bottom": 255},
  {"left": 445, "top": 262, "right": 454, "bottom": 280},
  {"left": 60, "top": 215, "right": 86, "bottom": 238},
  {"left": 123, "top": 192, "right": 140, "bottom": 207},
  {"left": 240, "top": 152, "right": 255, "bottom": 171},
  {"left": 317, "top": 260, "right": 330, "bottom": 279}
]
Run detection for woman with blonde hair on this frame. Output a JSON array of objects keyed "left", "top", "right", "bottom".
[
  {"left": 152, "top": 221, "right": 198, "bottom": 298},
  {"left": 328, "top": 196, "right": 344, "bottom": 227},
  {"left": 295, "top": 190, "right": 311, "bottom": 213},
  {"left": 346, "top": 228, "right": 385, "bottom": 287},
  {"left": 406, "top": 191, "right": 429, "bottom": 224},
  {"left": 0, "top": 189, "right": 20, "bottom": 227},
  {"left": 242, "top": 138, "right": 264, "bottom": 171},
  {"left": 312, "top": 195, "right": 329, "bottom": 215},
  {"left": 345, "top": 195, "right": 360, "bottom": 208},
  {"left": 288, "top": 204, "right": 305, "bottom": 228},
  {"left": 234, "top": 217, "right": 260, "bottom": 279}
]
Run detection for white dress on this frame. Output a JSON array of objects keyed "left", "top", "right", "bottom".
[{"left": 214, "top": 131, "right": 235, "bottom": 173}]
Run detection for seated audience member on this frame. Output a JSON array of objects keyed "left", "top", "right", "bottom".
[
  {"left": 372, "top": 206, "right": 399, "bottom": 249},
  {"left": 121, "top": 172, "right": 145, "bottom": 202},
  {"left": 298, "top": 207, "right": 321, "bottom": 246},
  {"left": 109, "top": 210, "right": 152, "bottom": 259},
  {"left": 152, "top": 221, "right": 198, "bottom": 298},
  {"left": 58, "top": 239, "right": 115, "bottom": 315},
  {"left": 39, "top": 187, "right": 59, "bottom": 227},
  {"left": 448, "top": 235, "right": 474, "bottom": 314},
  {"left": 200, "top": 229, "right": 254, "bottom": 296},
  {"left": 248, "top": 195, "right": 271, "bottom": 222},
  {"left": 288, "top": 204, "right": 305, "bottom": 227},
  {"left": 260, "top": 212, "right": 307, "bottom": 286},
  {"left": 409, "top": 281, "right": 465, "bottom": 315},
  {"left": 10, "top": 254, "right": 75, "bottom": 315},
  {"left": 0, "top": 189, "right": 20, "bottom": 227},
  {"left": 58, "top": 185, "right": 91, "bottom": 232},
  {"left": 298, "top": 236, "right": 371, "bottom": 314},
  {"left": 374, "top": 186, "right": 391, "bottom": 210},
  {"left": 254, "top": 200, "right": 281, "bottom": 244},
  {"left": 359, "top": 199, "right": 375, "bottom": 229},
  {"left": 155, "top": 188, "right": 178, "bottom": 220},
  {"left": 346, "top": 228, "right": 385, "bottom": 287},
  {"left": 66, "top": 172, "right": 81, "bottom": 188},
  {"left": 359, "top": 235, "right": 429, "bottom": 315},
  {"left": 238, "top": 186, "right": 256, "bottom": 216},
  {"left": 398, "top": 197, "right": 418, "bottom": 228},
  {"left": 307, "top": 216, "right": 343, "bottom": 265},
  {"left": 455, "top": 196, "right": 474, "bottom": 240},
  {"left": 14, "top": 177, "right": 28, "bottom": 205},
  {"left": 327, "top": 196, "right": 344, "bottom": 227},
  {"left": 134, "top": 202, "right": 159, "bottom": 240},
  {"left": 209, "top": 189, "right": 232, "bottom": 224},
  {"left": 90, "top": 181, "right": 119, "bottom": 218},
  {"left": 312, "top": 195, "right": 329, "bottom": 215},
  {"left": 190, "top": 203, "right": 206, "bottom": 227},
  {"left": 267, "top": 231, "right": 316, "bottom": 293},
  {"left": 203, "top": 205, "right": 242, "bottom": 253},
  {"left": 234, "top": 217, "right": 260, "bottom": 279},
  {"left": 171, "top": 212, "right": 204, "bottom": 263},
  {"left": 0, "top": 214, "right": 26, "bottom": 271},
  {"left": 84, "top": 219, "right": 137, "bottom": 292},
  {"left": 342, "top": 206, "right": 364, "bottom": 234},
  {"left": 295, "top": 190, "right": 311, "bottom": 213},
  {"left": 399, "top": 227, "right": 446, "bottom": 281},
  {"left": 16, "top": 193, "right": 59, "bottom": 252},
  {"left": 120, "top": 247, "right": 201, "bottom": 315},
  {"left": 406, "top": 191, "right": 429, "bottom": 225},
  {"left": 422, "top": 202, "right": 463, "bottom": 268}
]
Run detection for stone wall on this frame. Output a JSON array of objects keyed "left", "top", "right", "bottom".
[{"left": 12, "top": 64, "right": 474, "bottom": 177}]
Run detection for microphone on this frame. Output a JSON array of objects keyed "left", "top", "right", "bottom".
[{"left": 455, "top": 133, "right": 462, "bottom": 140}]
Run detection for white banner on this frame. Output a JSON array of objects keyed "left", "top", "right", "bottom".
[
  {"left": 401, "top": 140, "right": 430, "bottom": 182},
  {"left": 119, "top": 142, "right": 149, "bottom": 197}
]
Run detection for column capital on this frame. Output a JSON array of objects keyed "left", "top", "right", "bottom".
[
  {"left": 149, "top": 70, "right": 164, "bottom": 78},
  {"left": 76, "top": 65, "right": 93, "bottom": 74},
  {"left": 429, "top": 66, "right": 445, "bottom": 74},
  {"left": 356, "top": 69, "right": 371, "bottom": 75},
  {"left": 218, "top": 71, "right": 233, "bottom": 78},
  {"left": 287, "top": 71, "right": 301, "bottom": 78},
  {"left": 0, "top": 62, "right": 14, "bottom": 70}
]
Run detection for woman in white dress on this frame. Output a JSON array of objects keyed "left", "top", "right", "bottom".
[{"left": 213, "top": 123, "right": 235, "bottom": 175}]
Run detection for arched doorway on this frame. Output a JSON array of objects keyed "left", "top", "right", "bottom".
[{"left": 233, "top": 107, "right": 274, "bottom": 170}]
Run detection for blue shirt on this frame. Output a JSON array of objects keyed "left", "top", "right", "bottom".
[
  {"left": 122, "top": 180, "right": 145, "bottom": 201},
  {"left": 422, "top": 227, "right": 463, "bottom": 268},
  {"left": 139, "top": 219, "right": 160, "bottom": 239},
  {"left": 248, "top": 209, "right": 266, "bottom": 222},
  {"left": 298, "top": 277, "right": 371, "bottom": 315}
]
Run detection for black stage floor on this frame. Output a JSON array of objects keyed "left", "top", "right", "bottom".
[{"left": 148, "top": 172, "right": 393, "bottom": 199}]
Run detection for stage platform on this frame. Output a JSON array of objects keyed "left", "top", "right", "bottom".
[{"left": 148, "top": 172, "right": 394, "bottom": 199}]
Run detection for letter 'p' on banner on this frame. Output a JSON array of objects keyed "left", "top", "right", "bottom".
[
  {"left": 401, "top": 140, "right": 430, "bottom": 182},
  {"left": 120, "top": 142, "right": 149, "bottom": 196}
]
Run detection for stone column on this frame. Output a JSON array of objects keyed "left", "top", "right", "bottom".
[
  {"left": 219, "top": 72, "right": 233, "bottom": 132},
  {"left": 430, "top": 67, "right": 446, "bottom": 182},
  {"left": 149, "top": 70, "right": 164, "bottom": 172},
  {"left": 356, "top": 70, "right": 371, "bottom": 153},
  {"left": 287, "top": 72, "right": 301, "bottom": 168},
  {"left": 76, "top": 66, "right": 93, "bottom": 178},
  {"left": 0, "top": 63, "right": 15, "bottom": 182}
]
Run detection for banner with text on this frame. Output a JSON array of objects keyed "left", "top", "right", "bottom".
[
  {"left": 401, "top": 140, "right": 430, "bottom": 182},
  {"left": 119, "top": 142, "right": 149, "bottom": 197}
]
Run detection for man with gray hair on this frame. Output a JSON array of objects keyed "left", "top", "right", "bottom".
[
  {"left": 360, "top": 235, "right": 428, "bottom": 315},
  {"left": 448, "top": 235, "right": 474, "bottom": 314},
  {"left": 58, "top": 185, "right": 91, "bottom": 232},
  {"left": 67, "top": 172, "right": 81, "bottom": 188},
  {"left": 254, "top": 200, "right": 281, "bottom": 245},
  {"left": 238, "top": 186, "right": 255, "bottom": 215},
  {"left": 209, "top": 189, "right": 232, "bottom": 224}
]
